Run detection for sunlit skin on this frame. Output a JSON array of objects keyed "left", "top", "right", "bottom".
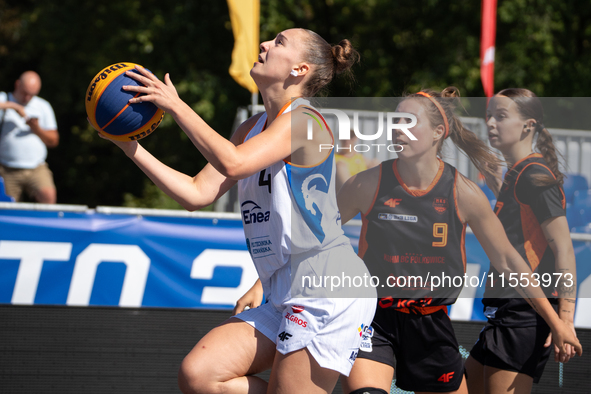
[
  {"left": 486, "top": 95, "right": 537, "bottom": 167},
  {"left": 336, "top": 95, "right": 582, "bottom": 394},
  {"left": 465, "top": 94, "right": 579, "bottom": 394},
  {"left": 393, "top": 98, "right": 445, "bottom": 190},
  {"left": 0, "top": 71, "right": 59, "bottom": 203},
  {"left": 251, "top": 28, "right": 311, "bottom": 121},
  {"left": 87, "top": 28, "right": 350, "bottom": 394},
  {"left": 13, "top": 71, "right": 41, "bottom": 106}
]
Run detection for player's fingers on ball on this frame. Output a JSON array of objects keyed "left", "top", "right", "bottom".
[
  {"left": 135, "top": 64, "right": 159, "bottom": 81},
  {"left": 125, "top": 70, "right": 151, "bottom": 86}
]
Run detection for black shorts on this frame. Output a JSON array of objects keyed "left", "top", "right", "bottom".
[
  {"left": 469, "top": 323, "right": 552, "bottom": 383},
  {"left": 356, "top": 307, "right": 464, "bottom": 392}
]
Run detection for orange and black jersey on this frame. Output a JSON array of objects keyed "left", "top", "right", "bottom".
[
  {"left": 359, "top": 158, "right": 467, "bottom": 311},
  {"left": 483, "top": 153, "right": 565, "bottom": 326}
]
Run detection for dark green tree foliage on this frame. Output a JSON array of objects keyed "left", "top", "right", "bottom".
[{"left": 1, "top": 0, "right": 590, "bottom": 208}]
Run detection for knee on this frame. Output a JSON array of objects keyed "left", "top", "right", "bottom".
[
  {"left": 178, "top": 355, "right": 217, "bottom": 394},
  {"left": 36, "top": 187, "right": 56, "bottom": 204}
]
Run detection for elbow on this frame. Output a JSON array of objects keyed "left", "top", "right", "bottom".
[
  {"left": 180, "top": 201, "right": 203, "bottom": 212},
  {"left": 220, "top": 161, "right": 244, "bottom": 180},
  {"left": 180, "top": 198, "right": 210, "bottom": 212},
  {"left": 46, "top": 133, "right": 59, "bottom": 148}
]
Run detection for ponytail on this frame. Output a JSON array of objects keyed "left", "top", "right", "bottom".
[
  {"left": 408, "top": 87, "right": 502, "bottom": 182},
  {"left": 533, "top": 124, "right": 564, "bottom": 186},
  {"left": 497, "top": 88, "right": 564, "bottom": 187},
  {"left": 302, "top": 31, "right": 359, "bottom": 97}
]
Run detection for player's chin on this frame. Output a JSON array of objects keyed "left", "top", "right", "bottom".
[{"left": 395, "top": 148, "right": 414, "bottom": 159}]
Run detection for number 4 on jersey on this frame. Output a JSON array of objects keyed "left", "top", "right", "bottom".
[{"left": 259, "top": 169, "right": 272, "bottom": 193}]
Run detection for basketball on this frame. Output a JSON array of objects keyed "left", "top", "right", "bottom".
[{"left": 85, "top": 62, "right": 165, "bottom": 141}]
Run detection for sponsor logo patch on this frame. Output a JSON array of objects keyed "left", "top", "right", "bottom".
[
  {"left": 359, "top": 325, "right": 374, "bottom": 352},
  {"left": 378, "top": 213, "right": 418, "bottom": 222},
  {"left": 285, "top": 312, "right": 308, "bottom": 327},
  {"left": 241, "top": 200, "right": 270, "bottom": 225}
]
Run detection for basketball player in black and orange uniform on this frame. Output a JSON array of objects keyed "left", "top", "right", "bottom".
[
  {"left": 337, "top": 88, "right": 582, "bottom": 394},
  {"left": 466, "top": 90, "right": 580, "bottom": 394},
  {"left": 356, "top": 158, "right": 467, "bottom": 393}
]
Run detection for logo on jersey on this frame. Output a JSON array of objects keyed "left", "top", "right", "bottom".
[
  {"left": 348, "top": 350, "right": 358, "bottom": 363},
  {"left": 241, "top": 200, "right": 270, "bottom": 225},
  {"left": 292, "top": 172, "right": 331, "bottom": 243},
  {"left": 278, "top": 331, "right": 292, "bottom": 341},
  {"left": 378, "top": 213, "right": 418, "bottom": 223},
  {"left": 303, "top": 108, "right": 325, "bottom": 133},
  {"left": 438, "top": 372, "right": 455, "bottom": 383},
  {"left": 246, "top": 237, "right": 273, "bottom": 258},
  {"left": 484, "top": 306, "right": 498, "bottom": 319},
  {"left": 359, "top": 324, "right": 374, "bottom": 352},
  {"left": 384, "top": 198, "right": 402, "bottom": 208},
  {"left": 433, "top": 197, "right": 448, "bottom": 214},
  {"left": 357, "top": 323, "right": 368, "bottom": 337},
  {"left": 285, "top": 312, "right": 308, "bottom": 327},
  {"left": 291, "top": 305, "right": 305, "bottom": 313},
  {"left": 302, "top": 174, "right": 328, "bottom": 216}
]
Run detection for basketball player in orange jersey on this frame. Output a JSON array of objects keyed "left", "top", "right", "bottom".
[
  {"left": 335, "top": 88, "right": 582, "bottom": 394},
  {"left": 465, "top": 89, "right": 579, "bottom": 394},
  {"left": 92, "top": 28, "right": 376, "bottom": 394}
]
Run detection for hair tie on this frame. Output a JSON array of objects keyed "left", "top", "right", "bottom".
[{"left": 416, "top": 92, "right": 449, "bottom": 139}]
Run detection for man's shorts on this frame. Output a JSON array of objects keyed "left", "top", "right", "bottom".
[
  {"left": 356, "top": 306, "right": 465, "bottom": 392},
  {"left": 235, "top": 296, "right": 376, "bottom": 376},
  {"left": 0, "top": 163, "right": 55, "bottom": 202},
  {"left": 469, "top": 323, "right": 552, "bottom": 383}
]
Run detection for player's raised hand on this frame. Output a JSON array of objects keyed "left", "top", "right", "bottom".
[{"left": 123, "top": 65, "right": 180, "bottom": 113}]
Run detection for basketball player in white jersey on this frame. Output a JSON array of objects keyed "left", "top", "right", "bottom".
[{"left": 95, "top": 28, "right": 376, "bottom": 394}]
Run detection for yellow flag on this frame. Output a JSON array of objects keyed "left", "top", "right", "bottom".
[{"left": 227, "top": 0, "right": 260, "bottom": 94}]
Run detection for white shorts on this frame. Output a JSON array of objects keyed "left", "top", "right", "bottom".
[{"left": 235, "top": 296, "right": 376, "bottom": 376}]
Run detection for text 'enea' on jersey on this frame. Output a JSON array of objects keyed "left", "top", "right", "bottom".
[{"left": 241, "top": 200, "right": 270, "bottom": 225}]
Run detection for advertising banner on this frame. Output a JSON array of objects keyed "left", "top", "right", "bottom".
[{"left": 1, "top": 205, "right": 590, "bottom": 327}]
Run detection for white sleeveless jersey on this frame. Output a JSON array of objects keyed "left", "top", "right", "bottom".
[{"left": 238, "top": 98, "right": 350, "bottom": 305}]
